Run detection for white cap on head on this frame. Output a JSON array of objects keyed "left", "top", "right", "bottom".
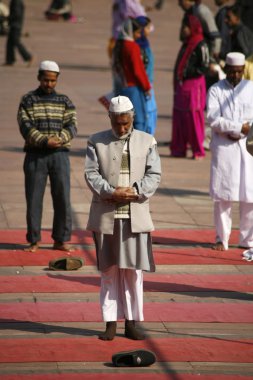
[
  {"left": 109, "top": 96, "right": 134, "bottom": 113},
  {"left": 225, "top": 52, "right": 245, "bottom": 66},
  {"left": 39, "top": 60, "right": 60, "bottom": 73}
]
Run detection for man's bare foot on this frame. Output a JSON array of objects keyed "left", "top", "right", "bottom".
[
  {"left": 24, "top": 243, "right": 39, "bottom": 252},
  {"left": 212, "top": 241, "right": 226, "bottom": 251},
  {"left": 53, "top": 241, "right": 75, "bottom": 252}
]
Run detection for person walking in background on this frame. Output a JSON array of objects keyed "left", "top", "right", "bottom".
[
  {"left": 85, "top": 95, "right": 161, "bottom": 341},
  {"left": 112, "top": 17, "right": 151, "bottom": 132},
  {"left": 4, "top": 0, "right": 33, "bottom": 66},
  {"left": 44, "top": 0, "right": 74, "bottom": 21},
  {"left": 170, "top": 14, "right": 209, "bottom": 159},
  {"left": 108, "top": 0, "right": 147, "bottom": 58},
  {"left": 108, "top": 0, "right": 163, "bottom": 58},
  {"left": 207, "top": 52, "right": 253, "bottom": 251},
  {"left": 178, "top": 0, "right": 222, "bottom": 90},
  {"left": 0, "top": 0, "right": 9, "bottom": 35},
  {"left": 225, "top": 4, "right": 253, "bottom": 59},
  {"left": 178, "top": 0, "right": 221, "bottom": 63},
  {"left": 135, "top": 16, "right": 157, "bottom": 135},
  {"left": 18, "top": 60, "right": 77, "bottom": 253},
  {"left": 214, "top": 0, "right": 231, "bottom": 62}
]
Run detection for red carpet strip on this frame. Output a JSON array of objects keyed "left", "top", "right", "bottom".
[
  {"left": 1, "top": 302, "right": 253, "bottom": 322},
  {"left": 0, "top": 247, "right": 248, "bottom": 266},
  {"left": 0, "top": 230, "right": 93, "bottom": 245},
  {"left": 1, "top": 374, "right": 252, "bottom": 380},
  {"left": 0, "top": 229, "right": 240, "bottom": 245},
  {"left": 152, "top": 229, "right": 239, "bottom": 245},
  {"left": 0, "top": 249, "right": 96, "bottom": 266},
  {"left": 1, "top": 274, "right": 252, "bottom": 293},
  {"left": 0, "top": 337, "right": 253, "bottom": 363}
]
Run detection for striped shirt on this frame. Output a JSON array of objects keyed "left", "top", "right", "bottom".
[
  {"left": 115, "top": 140, "right": 130, "bottom": 219},
  {"left": 18, "top": 87, "right": 77, "bottom": 152}
]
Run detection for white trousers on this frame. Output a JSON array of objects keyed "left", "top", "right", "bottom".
[
  {"left": 100, "top": 265, "right": 144, "bottom": 322},
  {"left": 214, "top": 200, "right": 253, "bottom": 250}
]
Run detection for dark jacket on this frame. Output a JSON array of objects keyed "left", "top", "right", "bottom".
[
  {"left": 174, "top": 40, "right": 209, "bottom": 82},
  {"left": 215, "top": 6, "right": 231, "bottom": 60},
  {"left": 230, "top": 23, "right": 253, "bottom": 58}
]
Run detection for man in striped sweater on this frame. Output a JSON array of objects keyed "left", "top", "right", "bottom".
[{"left": 18, "top": 60, "right": 77, "bottom": 252}]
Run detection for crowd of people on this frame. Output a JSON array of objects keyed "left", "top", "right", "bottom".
[
  {"left": 170, "top": 0, "right": 253, "bottom": 160},
  {"left": 2, "top": 0, "right": 253, "bottom": 341}
]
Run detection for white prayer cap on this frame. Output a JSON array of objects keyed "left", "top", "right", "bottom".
[
  {"left": 225, "top": 52, "right": 245, "bottom": 66},
  {"left": 39, "top": 60, "right": 60, "bottom": 73},
  {"left": 109, "top": 96, "right": 134, "bottom": 113}
]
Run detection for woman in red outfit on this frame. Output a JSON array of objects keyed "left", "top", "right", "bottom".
[
  {"left": 112, "top": 18, "right": 151, "bottom": 132},
  {"left": 170, "top": 14, "right": 209, "bottom": 159}
]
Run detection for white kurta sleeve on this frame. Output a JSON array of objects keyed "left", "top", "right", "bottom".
[{"left": 207, "top": 85, "right": 242, "bottom": 135}]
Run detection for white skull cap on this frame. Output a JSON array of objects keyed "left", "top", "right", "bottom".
[
  {"left": 109, "top": 96, "right": 134, "bottom": 113},
  {"left": 225, "top": 52, "right": 245, "bottom": 66},
  {"left": 39, "top": 60, "right": 60, "bottom": 73}
]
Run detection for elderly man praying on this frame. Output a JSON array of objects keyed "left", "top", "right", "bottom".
[{"left": 84, "top": 95, "right": 161, "bottom": 340}]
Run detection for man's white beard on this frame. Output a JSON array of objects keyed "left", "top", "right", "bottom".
[{"left": 112, "top": 126, "right": 133, "bottom": 140}]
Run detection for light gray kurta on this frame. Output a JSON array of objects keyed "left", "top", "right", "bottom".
[
  {"left": 207, "top": 79, "right": 253, "bottom": 202},
  {"left": 84, "top": 128, "right": 161, "bottom": 272},
  {"left": 85, "top": 129, "right": 161, "bottom": 234}
]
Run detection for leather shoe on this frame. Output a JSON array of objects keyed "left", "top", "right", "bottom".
[
  {"left": 49, "top": 257, "right": 83, "bottom": 271},
  {"left": 112, "top": 349, "right": 156, "bottom": 367}
]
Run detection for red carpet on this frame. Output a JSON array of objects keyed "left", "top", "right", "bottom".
[
  {"left": 1, "top": 273, "right": 252, "bottom": 293},
  {"left": 0, "top": 336, "right": 253, "bottom": 363},
  {"left": 0, "top": 337, "right": 253, "bottom": 363},
  {"left": 1, "top": 302, "right": 253, "bottom": 322},
  {"left": 0, "top": 246, "right": 247, "bottom": 266},
  {"left": 152, "top": 229, "right": 240, "bottom": 245},
  {"left": 1, "top": 375, "right": 251, "bottom": 380},
  {"left": 0, "top": 229, "right": 240, "bottom": 245},
  {"left": 0, "top": 249, "right": 96, "bottom": 266},
  {"left": 1, "top": 228, "right": 252, "bottom": 378},
  {"left": 0, "top": 229, "right": 93, "bottom": 245}
]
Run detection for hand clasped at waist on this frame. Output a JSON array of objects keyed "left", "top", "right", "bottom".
[{"left": 111, "top": 187, "right": 139, "bottom": 202}]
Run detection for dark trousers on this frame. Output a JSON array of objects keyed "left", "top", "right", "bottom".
[
  {"left": 23, "top": 151, "right": 72, "bottom": 244},
  {"left": 6, "top": 27, "right": 32, "bottom": 64}
]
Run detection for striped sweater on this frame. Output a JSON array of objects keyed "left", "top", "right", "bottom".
[{"left": 18, "top": 87, "right": 77, "bottom": 152}]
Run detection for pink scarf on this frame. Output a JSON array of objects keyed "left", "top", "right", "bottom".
[{"left": 176, "top": 15, "right": 204, "bottom": 82}]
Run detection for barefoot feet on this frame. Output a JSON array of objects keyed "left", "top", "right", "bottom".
[
  {"left": 24, "top": 242, "right": 39, "bottom": 252},
  {"left": 212, "top": 241, "right": 226, "bottom": 251},
  {"left": 53, "top": 241, "right": 75, "bottom": 252}
]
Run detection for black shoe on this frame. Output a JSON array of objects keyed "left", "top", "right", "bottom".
[
  {"left": 112, "top": 349, "right": 156, "bottom": 367},
  {"left": 49, "top": 256, "right": 83, "bottom": 270}
]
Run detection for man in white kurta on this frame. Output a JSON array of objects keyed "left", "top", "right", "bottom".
[{"left": 207, "top": 52, "right": 253, "bottom": 251}]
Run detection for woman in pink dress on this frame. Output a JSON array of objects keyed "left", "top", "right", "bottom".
[{"left": 170, "top": 14, "right": 209, "bottom": 159}]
